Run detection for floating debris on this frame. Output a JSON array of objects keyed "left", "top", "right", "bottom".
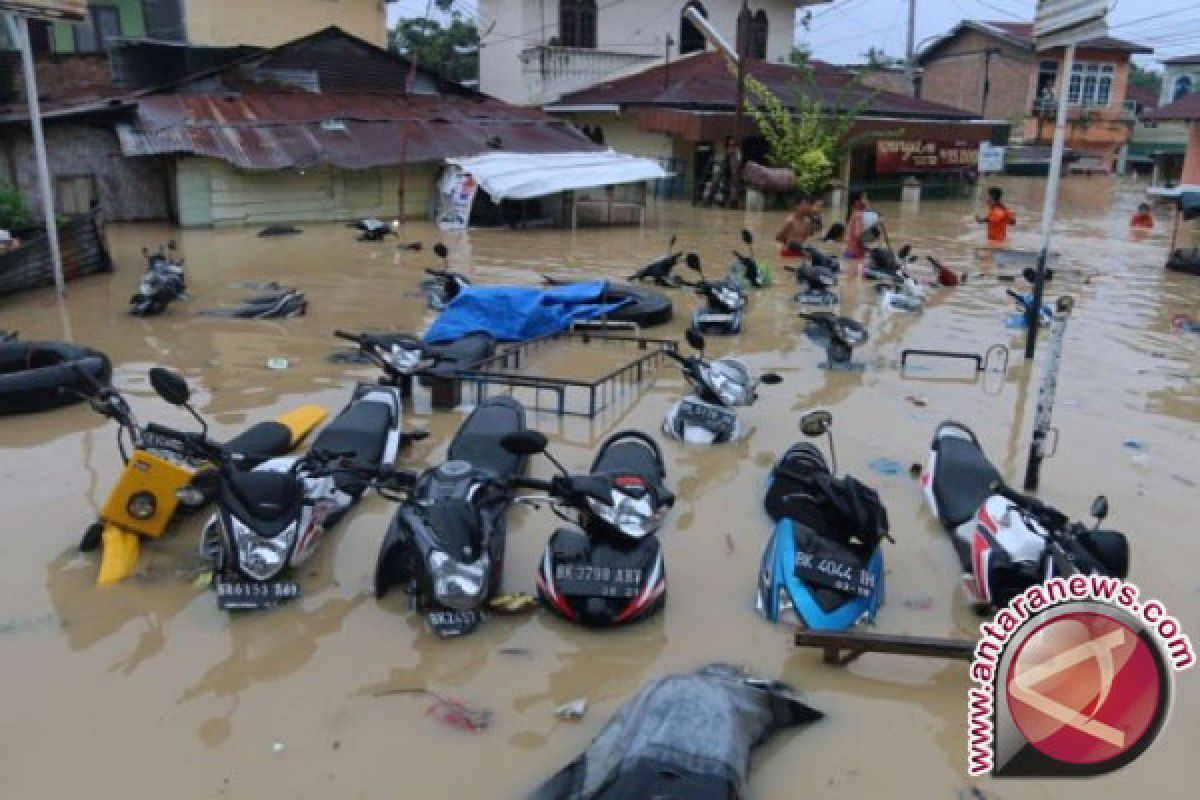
[
  {"left": 868, "top": 457, "right": 904, "bottom": 476},
  {"left": 373, "top": 687, "right": 492, "bottom": 732},
  {"left": 266, "top": 358, "right": 289, "bottom": 370},
  {"left": 554, "top": 698, "right": 589, "bottom": 721},
  {"left": 904, "top": 394, "right": 929, "bottom": 407},
  {"left": 725, "top": 533, "right": 736, "bottom": 554},
  {"left": 488, "top": 593, "right": 537, "bottom": 614},
  {"left": 1123, "top": 439, "right": 1148, "bottom": 452}
]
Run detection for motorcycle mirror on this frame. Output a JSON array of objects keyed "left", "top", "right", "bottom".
[
  {"left": 148, "top": 367, "right": 191, "bottom": 406},
  {"left": 433, "top": 242, "right": 448, "bottom": 260},
  {"left": 685, "top": 253, "right": 702, "bottom": 272},
  {"left": 141, "top": 246, "right": 149, "bottom": 257},
  {"left": 799, "top": 409, "right": 832, "bottom": 437},
  {"left": 685, "top": 328, "right": 706, "bottom": 352},
  {"left": 1090, "top": 495, "right": 1109, "bottom": 522},
  {"left": 668, "top": 234, "right": 677, "bottom": 250},
  {"left": 168, "top": 240, "right": 177, "bottom": 251},
  {"left": 741, "top": 228, "right": 753, "bottom": 245},
  {"left": 759, "top": 372, "right": 783, "bottom": 385},
  {"left": 898, "top": 244, "right": 911, "bottom": 260},
  {"left": 500, "top": 430, "right": 548, "bottom": 456}
]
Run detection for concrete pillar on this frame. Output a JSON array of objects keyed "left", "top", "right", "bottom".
[
  {"left": 745, "top": 188, "right": 765, "bottom": 211},
  {"left": 1183, "top": 123, "right": 1200, "bottom": 185},
  {"left": 902, "top": 176, "right": 921, "bottom": 207},
  {"left": 827, "top": 181, "right": 844, "bottom": 215}
]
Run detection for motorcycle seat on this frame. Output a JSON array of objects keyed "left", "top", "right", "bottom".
[
  {"left": 312, "top": 401, "right": 392, "bottom": 468},
  {"left": 447, "top": 397, "right": 526, "bottom": 478},
  {"left": 933, "top": 434, "right": 1001, "bottom": 528},
  {"left": 227, "top": 470, "right": 304, "bottom": 523},
  {"left": 225, "top": 421, "right": 291, "bottom": 467}
]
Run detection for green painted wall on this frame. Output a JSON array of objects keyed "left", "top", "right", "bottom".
[
  {"left": 51, "top": 0, "right": 148, "bottom": 53},
  {"left": 174, "top": 159, "right": 436, "bottom": 228}
]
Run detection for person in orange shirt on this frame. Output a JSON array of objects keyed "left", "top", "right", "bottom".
[
  {"left": 1130, "top": 203, "right": 1154, "bottom": 229},
  {"left": 977, "top": 187, "right": 1015, "bottom": 244}
]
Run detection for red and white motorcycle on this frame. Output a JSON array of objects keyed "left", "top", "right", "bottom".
[{"left": 922, "top": 421, "right": 1129, "bottom": 611}]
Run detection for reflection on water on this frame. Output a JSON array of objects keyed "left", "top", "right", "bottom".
[{"left": 2, "top": 177, "right": 1197, "bottom": 798}]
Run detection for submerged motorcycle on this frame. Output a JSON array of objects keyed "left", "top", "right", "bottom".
[
  {"left": 785, "top": 250, "right": 840, "bottom": 306},
  {"left": 421, "top": 243, "right": 472, "bottom": 310},
  {"left": 178, "top": 375, "right": 419, "bottom": 610},
  {"left": 374, "top": 396, "right": 529, "bottom": 637},
  {"left": 922, "top": 421, "right": 1129, "bottom": 611},
  {"left": 663, "top": 329, "right": 781, "bottom": 444},
  {"left": 73, "top": 366, "right": 326, "bottom": 586},
  {"left": 681, "top": 253, "right": 748, "bottom": 336},
  {"left": 130, "top": 242, "right": 186, "bottom": 316},
  {"left": 629, "top": 234, "right": 683, "bottom": 286},
  {"left": 865, "top": 244, "right": 925, "bottom": 313},
  {"left": 502, "top": 428, "right": 675, "bottom": 627},
  {"left": 758, "top": 410, "right": 890, "bottom": 630},
  {"left": 333, "top": 329, "right": 495, "bottom": 401}
]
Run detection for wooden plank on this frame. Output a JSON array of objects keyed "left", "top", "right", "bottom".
[{"left": 794, "top": 630, "right": 976, "bottom": 666}]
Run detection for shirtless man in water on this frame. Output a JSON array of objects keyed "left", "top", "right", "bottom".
[{"left": 776, "top": 194, "right": 816, "bottom": 256}]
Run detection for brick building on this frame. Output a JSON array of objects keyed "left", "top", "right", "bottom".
[{"left": 918, "top": 20, "right": 1151, "bottom": 173}]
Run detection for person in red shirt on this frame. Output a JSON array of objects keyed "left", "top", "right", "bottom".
[
  {"left": 977, "top": 187, "right": 1015, "bottom": 244},
  {"left": 1130, "top": 203, "right": 1154, "bottom": 229}
]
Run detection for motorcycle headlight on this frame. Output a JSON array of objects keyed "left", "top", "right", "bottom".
[
  {"left": 175, "top": 486, "right": 208, "bottom": 507},
  {"left": 231, "top": 517, "right": 296, "bottom": 581},
  {"left": 715, "top": 287, "right": 743, "bottom": 309},
  {"left": 427, "top": 549, "right": 488, "bottom": 610},
  {"left": 587, "top": 491, "right": 663, "bottom": 539},
  {"left": 127, "top": 491, "right": 157, "bottom": 520},
  {"left": 708, "top": 362, "right": 751, "bottom": 406}
]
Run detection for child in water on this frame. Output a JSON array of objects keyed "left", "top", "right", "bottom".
[
  {"left": 977, "top": 187, "right": 1015, "bottom": 244},
  {"left": 776, "top": 194, "right": 816, "bottom": 256},
  {"left": 1130, "top": 203, "right": 1154, "bottom": 229},
  {"left": 844, "top": 191, "right": 870, "bottom": 259}
]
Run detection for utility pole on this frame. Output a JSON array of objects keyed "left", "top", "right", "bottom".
[
  {"left": 730, "top": 1, "right": 751, "bottom": 209},
  {"left": 1026, "top": 43, "right": 1076, "bottom": 359},
  {"left": 663, "top": 34, "right": 674, "bottom": 89},
  {"left": 981, "top": 47, "right": 999, "bottom": 116},
  {"left": 4, "top": 12, "right": 65, "bottom": 296},
  {"left": 904, "top": 0, "right": 917, "bottom": 96}
]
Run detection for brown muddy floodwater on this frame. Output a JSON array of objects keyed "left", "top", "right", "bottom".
[{"left": 1, "top": 178, "right": 1197, "bottom": 799}]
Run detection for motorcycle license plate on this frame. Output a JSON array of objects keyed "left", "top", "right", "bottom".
[
  {"left": 554, "top": 565, "right": 642, "bottom": 599},
  {"left": 216, "top": 579, "right": 300, "bottom": 611},
  {"left": 678, "top": 398, "right": 736, "bottom": 437},
  {"left": 427, "top": 609, "right": 487, "bottom": 638},
  {"left": 793, "top": 551, "right": 876, "bottom": 599}
]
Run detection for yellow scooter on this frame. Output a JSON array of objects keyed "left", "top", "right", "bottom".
[{"left": 73, "top": 367, "right": 326, "bottom": 585}]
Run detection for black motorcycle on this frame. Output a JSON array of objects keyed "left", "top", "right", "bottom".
[
  {"left": 333, "top": 329, "right": 495, "bottom": 402},
  {"left": 629, "top": 234, "right": 683, "bottom": 286},
  {"left": 374, "top": 397, "right": 529, "bottom": 637},
  {"left": 502, "top": 429, "right": 675, "bottom": 627},
  {"left": 130, "top": 242, "right": 186, "bottom": 316},
  {"left": 681, "top": 253, "right": 747, "bottom": 336},
  {"left": 421, "top": 243, "right": 472, "bottom": 310}
]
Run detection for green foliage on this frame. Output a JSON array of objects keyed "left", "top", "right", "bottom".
[
  {"left": 0, "top": 183, "right": 31, "bottom": 231},
  {"left": 389, "top": 13, "right": 480, "bottom": 85},
  {"left": 741, "top": 63, "right": 870, "bottom": 194},
  {"left": 788, "top": 46, "right": 811, "bottom": 69},
  {"left": 1129, "top": 63, "right": 1162, "bottom": 95},
  {"left": 862, "top": 47, "right": 900, "bottom": 69}
]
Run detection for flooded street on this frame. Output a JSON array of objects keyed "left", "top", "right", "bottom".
[{"left": 1, "top": 178, "right": 1197, "bottom": 798}]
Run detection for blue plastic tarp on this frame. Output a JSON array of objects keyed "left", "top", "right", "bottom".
[{"left": 423, "top": 281, "right": 627, "bottom": 344}]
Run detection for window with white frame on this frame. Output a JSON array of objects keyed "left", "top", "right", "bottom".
[{"left": 1067, "top": 62, "right": 1114, "bottom": 107}]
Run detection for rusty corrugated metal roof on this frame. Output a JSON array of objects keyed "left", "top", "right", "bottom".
[
  {"left": 553, "top": 52, "right": 979, "bottom": 120},
  {"left": 118, "top": 91, "right": 598, "bottom": 169}
]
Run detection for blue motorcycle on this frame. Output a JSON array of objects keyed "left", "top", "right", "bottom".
[{"left": 756, "top": 410, "right": 890, "bottom": 631}]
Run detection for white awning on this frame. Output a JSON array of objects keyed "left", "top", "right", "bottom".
[{"left": 445, "top": 150, "right": 669, "bottom": 200}]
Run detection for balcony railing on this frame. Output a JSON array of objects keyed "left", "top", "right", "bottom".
[{"left": 520, "top": 45, "right": 659, "bottom": 104}]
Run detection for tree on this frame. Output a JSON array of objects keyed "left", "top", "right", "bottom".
[
  {"left": 788, "top": 45, "right": 811, "bottom": 68},
  {"left": 1129, "top": 63, "right": 1162, "bottom": 96},
  {"left": 389, "top": 13, "right": 480, "bottom": 85},
  {"left": 862, "top": 47, "right": 900, "bottom": 69},
  {"left": 741, "top": 64, "right": 870, "bottom": 193}
]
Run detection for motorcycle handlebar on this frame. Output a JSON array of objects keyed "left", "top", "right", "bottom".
[
  {"left": 334, "top": 330, "right": 365, "bottom": 345},
  {"left": 510, "top": 477, "right": 556, "bottom": 492}
]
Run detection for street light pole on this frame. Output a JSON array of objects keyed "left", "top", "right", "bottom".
[
  {"left": 730, "top": 2, "right": 751, "bottom": 209},
  {"left": 4, "top": 12, "right": 64, "bottom": 296},
  {"left": 904, "top": 0, "right": 917, "bottom": 96}
]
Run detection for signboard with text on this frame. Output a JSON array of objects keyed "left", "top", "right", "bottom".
[
  {"left": 1034, "top": 0, "right": 1108, "bottom": 50},
  {"left": 875, "top": 139, "right": 978, "bottom": 175},
  {"left": 0, "top": 1, "right": 87, "bottom": 21}
]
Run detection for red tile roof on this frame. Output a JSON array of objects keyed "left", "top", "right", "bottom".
[
  {"left": 1125, "top": 83, "right": 1159, "bottom": 111},
  {"left": 553, "top": 52, "right": 977, "bottom": 120},
  {"left": 1148, "top": 91, "right": 1200, "bottom": 122}
]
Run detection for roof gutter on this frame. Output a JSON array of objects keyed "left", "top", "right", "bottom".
[{"left": 544, "top": 104, "right": 622, "bottom": 113}]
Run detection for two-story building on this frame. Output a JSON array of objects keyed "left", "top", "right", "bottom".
[
  {"left": 918, "top": 20, "right": 1151, "bottom": 173},
  {"left": 479, "top": 0, "right": 807, "bottom": 106},
  {"left": 13, "top": 0, "right": 391, "bottom": 53}
]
